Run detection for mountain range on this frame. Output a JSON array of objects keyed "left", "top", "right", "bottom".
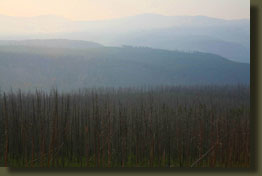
[
  {"left": 0, "top": 39, "right": 249, "bottom": 92},
  {"left": 0, "top": 14, "right": 250, "bottom": 63}
]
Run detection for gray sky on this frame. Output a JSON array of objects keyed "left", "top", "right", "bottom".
[{"left": 0, "top": 0, "right": 250, "bottom": 20}]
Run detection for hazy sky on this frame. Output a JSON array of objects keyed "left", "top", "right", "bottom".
[{"left": 0, "top": 0, "right": 250, "bottom": 20}]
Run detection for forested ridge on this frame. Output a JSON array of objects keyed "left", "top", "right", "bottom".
[{"left": 0, "top": 44, "right": 249, "bottom": 91}]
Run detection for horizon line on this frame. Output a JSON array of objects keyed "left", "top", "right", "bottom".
[{"left": 0, "top": 13, "right": 250, "bottom": 22}]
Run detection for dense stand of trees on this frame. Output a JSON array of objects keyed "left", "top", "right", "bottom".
[{"left": 0, "top": 85, "right": 250, "bottom": 167}]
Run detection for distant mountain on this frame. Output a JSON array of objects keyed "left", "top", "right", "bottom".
[
  {"left": 0, "top": 13, "right": 249, "bottom": 63},
  {"left": 0, "top": 39, "right": 103, "bottom": 49},
  {"left": 0, "top": 42, "right": 249, "bottom": 91},
  {"left": 114, "top": 32, "right": 250, "bottom": 63}
]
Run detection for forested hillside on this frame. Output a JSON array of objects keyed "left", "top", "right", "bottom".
[{"left": 0, "top": 42, "right": 249, "bottom": 92}]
